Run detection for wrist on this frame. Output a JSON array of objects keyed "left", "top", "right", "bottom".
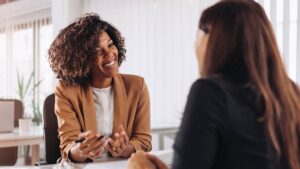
[
  {"left": 120, "top": 144, "right": 135, "bottom": 158},
  {"left": 69, "top": 144, "right": 87, "bottom": 162}
]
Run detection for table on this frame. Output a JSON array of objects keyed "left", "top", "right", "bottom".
[
  {"left": 1, "top": 149, "right": 173, "bottom": 169},
  {"left": 38, "top": 149, "right": 173, "bottom": 169},
  {"left": 0, "top": 126, "right": 44, "bottom": 165}
]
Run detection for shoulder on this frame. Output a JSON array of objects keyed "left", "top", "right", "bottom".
[
  {"left": 56, "top": 80, "right": 82, "bottom": 91},
  {"left": 55, "top": 80, "right": 84, "bottom": 98},
  {"left": 119, "top": 74, "right": 144, "bottom": 83},
  {"left": 189, "top": 77, "right": 227, "bottom": 100},
  {"left": 183, "top": 77, "right": 229, "bottom": 128},
  {"left": 185, "top": 77, "right": 229, "bottom": 119},
  {"left": 119, "top": 73, "right": 146, "bottom": 89}
]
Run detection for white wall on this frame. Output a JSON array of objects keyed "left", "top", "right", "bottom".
[{"left": 82, "top": 0, "right": 216, "bottom": 128}]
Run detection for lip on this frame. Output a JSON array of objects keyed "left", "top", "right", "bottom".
[
  {"left": 103, "top": 59, "right": 115, "bottom": 66},
  {"left": 102, "top": 59, "right": 117, "bottom": 70}
]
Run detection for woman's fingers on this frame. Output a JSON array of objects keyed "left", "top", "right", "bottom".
[
  {"left": 115, "top": 132, "right": 126, "bottom": 150},
  {"left": 88, "top": 139, "right": 107, "bottom": 158},
  {"left": 79, "top": 135, "right": 98, "bottom": 152},
  {"left": 107, "top": 141, "right": 119, "bottom": 157},
  {"left": 121, "top": 131, "right": 129, "bottom": 146},
  {"left": 105, "top": 127, "right": 130, "bottom": 157},
  {"left": 107, "top": 137, "right": 123, "bottom": 157},
  {"left": 146, "top": 153, "right": 168, "bottom": 169},
  {"left": 127, "top": 151, "right": 157, "bottom": 169},
  {"left": 82, "top": 137, "right": 106, "bottom": 155},
  {"left": 77, "top": 133, "right": 108, "bottom": 158}
]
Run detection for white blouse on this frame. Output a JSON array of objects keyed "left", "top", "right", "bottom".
[{"left": 92, "top": 86, "right": 114, "bottom": 136}]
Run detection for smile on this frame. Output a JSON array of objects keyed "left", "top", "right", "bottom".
[{"left": 104, "top": 60, "right": 115, "bottom": 68}]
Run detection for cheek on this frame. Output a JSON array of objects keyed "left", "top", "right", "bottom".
[
  {"left": 97, "top": 57, "right": 103, "bottom": 65},
  {"left": 114, "top": 49, "right": 119, "bottom": 60},
  {"left": 195, "top": 39, "right": 204, "bottom": 65}
]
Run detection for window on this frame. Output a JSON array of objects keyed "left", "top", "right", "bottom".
[
  {"left": 257, "top": 0, "right": 298, "bottom": 81},
  {"left": 39, "top": 23, "right": 54, "bottom": 108},
  {"left": 0, "top": 30, "right": 7, "bottom": 97},
  {"left": 0, "top": 18, "right": 53, "bottom": 119}
]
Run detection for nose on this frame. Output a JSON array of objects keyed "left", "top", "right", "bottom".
[
  {"left": 100, "top": 48, "right": 110, "bottom": 56},
  {"left": 102, "top": 50, "right": 115, "bottom": 60}
]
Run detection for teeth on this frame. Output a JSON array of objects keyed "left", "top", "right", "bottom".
[{"left": 105, "top": 61, "right": 115, "bottom": 67}]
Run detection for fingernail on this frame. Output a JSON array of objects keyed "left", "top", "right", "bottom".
[
  {"left": 115, "top": 133, "right": 119, "bottom": 137},
  {"left": 121, "top": 131, "right": 126, "bottom": 135}
]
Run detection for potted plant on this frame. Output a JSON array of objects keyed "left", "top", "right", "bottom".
[{"left": 16, "top": 70, "right": 43, "bottom": 164}]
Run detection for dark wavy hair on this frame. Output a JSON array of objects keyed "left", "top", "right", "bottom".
[
  {"left": 48, "top": 13, "right": 126, "bottom": 85},
  {"left": 200, "top": 1, "right": 300, "bottom": 169}
]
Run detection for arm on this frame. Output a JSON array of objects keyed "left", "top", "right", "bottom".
[
  {"left": 129, "top": 78, "right": 152, "bottom": 152},
  {"left": 55, "top": 82, "right": 82, "bottom": 160},
  {"left": 172, "top": 79, "right": 226, "bottom": 169},
  {"left": 106, "top": 78, "right": 151, "bottom": 158},
  {"left": 56, "top": 83, "right": 113, "bottom": 162}
]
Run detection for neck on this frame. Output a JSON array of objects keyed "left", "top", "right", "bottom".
[{"left": 91, "top": 76, "right": 113, "bottom": 88}]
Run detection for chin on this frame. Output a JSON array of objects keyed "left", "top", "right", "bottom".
[{"left": 104, "top": 70, "right": 119, "bottom": 78}]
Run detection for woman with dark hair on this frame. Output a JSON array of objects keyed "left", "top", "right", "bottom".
[
  {"left": 48, "top": 13, "right": 151, "bottom": 162},
  {"left": 128, "top": 0, "right": 300, "bottom": 169}
]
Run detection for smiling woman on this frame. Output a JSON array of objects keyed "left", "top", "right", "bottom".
[{"left": 48, "top": 13, "right": 152, "bottom": 163}]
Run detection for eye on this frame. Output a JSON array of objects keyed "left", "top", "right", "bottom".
[{"left": 108, "top": 42, "right": 114, "bottom": 48}]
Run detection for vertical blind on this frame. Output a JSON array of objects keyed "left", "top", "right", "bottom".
[
  {"left": 258, "top": 0, "right": 299, "bottom": 82},
  {"left": 0, "top": 17, "right": 53, "bottom": 117}
]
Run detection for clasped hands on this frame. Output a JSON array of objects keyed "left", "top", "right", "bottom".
[{"left": 70, "top": 125, "right": 134, "bottom": 162}]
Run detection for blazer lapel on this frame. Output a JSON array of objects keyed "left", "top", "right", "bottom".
[
  {"left": 112, "top": 74, "right": 128, "bottom": 134},
  {"left": 81, "top": 85, "right": 98, "bottom": 133}
]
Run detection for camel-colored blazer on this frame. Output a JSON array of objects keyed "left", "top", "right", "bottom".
[{"left": 55, "top": 74, "right": 152, "bottom": 160}]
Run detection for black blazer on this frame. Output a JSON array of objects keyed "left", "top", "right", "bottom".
[{"left": 172, "top": 77, "right": 289, "bottom": 169}]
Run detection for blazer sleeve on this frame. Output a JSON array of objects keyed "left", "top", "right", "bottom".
[
  {"left": 129, "top": 78, "right": 152, "bottom": 152},
  {"left": 55, "top": 82, "right": 82, "bottom": 160}
]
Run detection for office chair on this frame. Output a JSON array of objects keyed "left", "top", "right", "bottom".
[
  {"left": 43, "top": 94, "right": 61, "bottom": 164},
  {"left": 0, "top": 99, "right": 23, "bottom": 165}
]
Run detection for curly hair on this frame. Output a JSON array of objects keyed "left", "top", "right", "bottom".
[{"left": 48, "top": 13, "right": 126, "bottom": 86}]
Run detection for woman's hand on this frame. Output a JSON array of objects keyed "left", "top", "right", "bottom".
[
  {"left": 127, "top": 151, "right": 166, "bottom": 169},
  {"left": 145, "top": 153, "right": 168, "bottom": 169},
  {"left": 69, "top": 131, "right": 107, "bottom": 162},
  {"left": 106, "top": 125, "right": 135, "bottom": 158}
]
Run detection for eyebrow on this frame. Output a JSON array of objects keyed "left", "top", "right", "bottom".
[
  {"left": 107, "top": 39, "right": 112, "bottom": 44},
  {"left": 100, "top": 38, "right": 112, "bottom": 46}
]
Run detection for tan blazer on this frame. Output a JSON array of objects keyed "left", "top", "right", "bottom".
[{"left": 55, "top": 74, "right": 152, "bottom": 159}]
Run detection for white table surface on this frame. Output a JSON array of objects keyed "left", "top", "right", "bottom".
[
  {"left": 0, "top": 126, "right": 44, "bottom": 166},
  {"left": 1, "top": 149, "right": 174, "bottom": 169}
]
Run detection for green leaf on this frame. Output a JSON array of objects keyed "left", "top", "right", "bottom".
[
  {"left": 24, "top": 72, "right": 34, "bottom": 96},
  {"left": 33, "top": 79, "right": 43, "bottom": 89}
]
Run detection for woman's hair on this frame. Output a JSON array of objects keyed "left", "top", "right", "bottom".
[
  {"left": 48, "top": 13, "right": 126, "bottom": 85},
  {"left": 199, "top": 0, "right": 300, "bottom": 168}
]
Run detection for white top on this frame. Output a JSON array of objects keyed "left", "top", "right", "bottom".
[{"left": 92, "top": 86, "right": 114, "bottom": 136}]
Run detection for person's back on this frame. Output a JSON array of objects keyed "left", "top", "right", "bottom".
[{"left": 172, "top": 76, "right": 290, "bottom": 169}]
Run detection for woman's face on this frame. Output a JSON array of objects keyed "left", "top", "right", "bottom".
[
  {"left": 194, "top": 29, "right": 209, "bottom": 74},
  {"left": 92, "top": 31, "right": 119, "bottom": 78}
]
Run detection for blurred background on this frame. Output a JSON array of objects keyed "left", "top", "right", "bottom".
[{"left": 0, "top": 0, "right": 299, "bottom": 166}]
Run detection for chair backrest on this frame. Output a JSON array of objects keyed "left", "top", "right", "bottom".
[
  {"left": 43, "top": 94, "right": 61, "bottom": 164},
  {"left": 0, "top": 99, "right": 23, "bottom": 165}
]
